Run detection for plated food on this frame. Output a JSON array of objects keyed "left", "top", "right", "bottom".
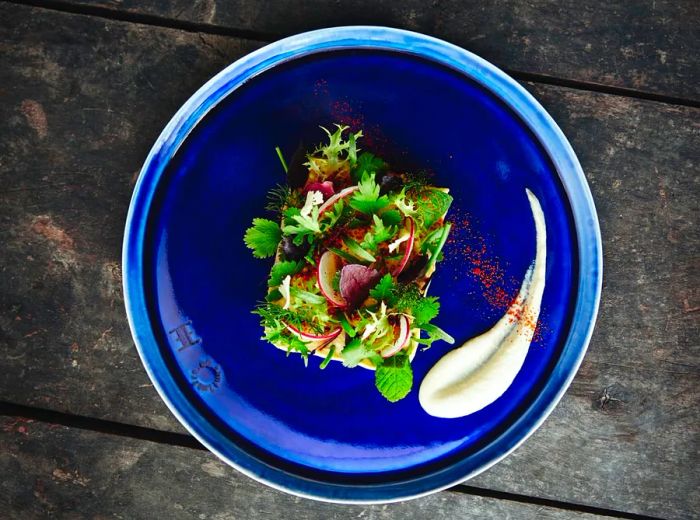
[{"left": 244, "top": 125, "right": 455, "bottom": 402}]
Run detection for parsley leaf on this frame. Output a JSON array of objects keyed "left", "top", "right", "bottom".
[
  {"left": 369, "top": 274, "right": 396, "bottom": 303},
  {"left": 282, "top": 192, "right": 323, "bottom": 244},
  {"left": 349, "top": 172, "right": 390, "bottom": 214},
  {"left": 244, "top": 218, "right": 282, "bottom": 258},
  {"left": 268, "top": 260, "right": 302, "bottom": 287},
  {"left": 375, "top": 354, "right": 413, "bottom": 402},
  {"left": 381, "top": 209, "right": 403, "bottom": 227},
  {"left": 351, "top": 152, "right": 388, "bottom": 182}
]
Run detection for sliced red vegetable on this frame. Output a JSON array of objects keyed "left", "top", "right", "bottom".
[
  {"left": 318, "top": 251, "right": 346, "bottom": 307},
  {"left": 319, "top": 185, "right": 359, "bottom": 215},
  {"left": 304, "top": 181, "right": 334, "bottom": 200},
  {"left": 393, "top": 216, "right": 415, "bottom": 276},
  {"left": 285, "top": 323, "right": 342, "bottom": 348},
  {"left": 381, "top": 315, "right": 411, "bottom": 358},
  {"left": 339, "top": 264, "right": 381, "bottom": 307}
]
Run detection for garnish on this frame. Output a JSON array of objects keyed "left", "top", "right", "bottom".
[
  {"left": 375, "top": 354, "right": 413, "bottom": 402},
  {"left": 244, "top": 124, "right": 454, "bottom": 402},
  {"left": 244, "top": 218, "right": 282, "bottom": 258}
]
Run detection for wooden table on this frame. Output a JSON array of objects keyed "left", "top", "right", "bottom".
[{"left": 1, "top": 2, "right": 698, "bottom": 518}]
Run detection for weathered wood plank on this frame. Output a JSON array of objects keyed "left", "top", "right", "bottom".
[
  {"left": 50, "top": 0, "right": 700, "bottom": 101},
  {"left": 0, "top": 417, "right": 618, "bottom": 519},
  {"left": 0, "top": 4, "right": 698, "bottom": 518}
]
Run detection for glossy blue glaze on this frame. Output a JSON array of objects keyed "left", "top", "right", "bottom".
[{"left": 124, "top": 27, "right": 602, "bottom": 502}]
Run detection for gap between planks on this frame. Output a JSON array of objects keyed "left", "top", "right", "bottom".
[
  {"left": 3, "top": 0, "right": 700, "bottom": 109},
  {"left": 0, "top": 401, "right": 665, "bottom": 520}
]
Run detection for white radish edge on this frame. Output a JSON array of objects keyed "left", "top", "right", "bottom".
[
  {"left": 285, "top": 323, "right": 342, "bottom": 349},
  {"left": 393, "top": 216, "right": 415, "bottom": 275},
  {"left": 318, "top": 185, "right": 358, "bottom": 215},
  {"left": 317, "top": 251, "right": 347, "bottom": 307},
  {"left": 380, "top": 315, "right": 411, "bottom": 358}
]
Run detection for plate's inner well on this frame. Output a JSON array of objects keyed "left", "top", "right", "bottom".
[{"left": 145, "top": 49, "right": 576, "bottom": 478}]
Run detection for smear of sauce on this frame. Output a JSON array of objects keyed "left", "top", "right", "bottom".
[{"left": 419, "top": 189, "right": 546, "bottom": 418}]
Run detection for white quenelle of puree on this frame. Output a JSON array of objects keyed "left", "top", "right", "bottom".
[{"left": 419, "top": 189, "right": 547, "bottom": 418}]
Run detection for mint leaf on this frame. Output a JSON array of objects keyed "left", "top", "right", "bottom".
[
  {"left": 268, "top": 260, "right": 302, "bottom": 287},
  {"left": 375, "top": 354, "right": 413, "bottom": 402},
  {"left": 244, "top": 218, "right": 282, "bottom": 258}
]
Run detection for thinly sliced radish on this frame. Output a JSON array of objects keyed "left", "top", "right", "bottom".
[
  {"left": 393, "top": 217, "right": 415, "bottom": 275},
  {"left": 285, "top": 323, "right": 342, "bottom": 345},
  {"left": 319, "top": 185, "right": 358, "bottom": 215},
  {"left": 381, "top": 315, "right": 411, "bottom": 358},
  {"left": 318, "top": 251, "right": 346, "bottom": 307}
]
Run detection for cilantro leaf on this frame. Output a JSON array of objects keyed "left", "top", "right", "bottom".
[
  {"left": 375, "top": 354, "right": 413, "bottom": 402},
  {"left": 268, "top": 260, "right": 302, "bottom": 287},
  {"left": 369, "top": 274, "right": 396, "bottom": 302},
  {"left": 244, "top": 218, "right": 282, "bottom": 258},
  {"left": 351, "top": 152, "right": 388, "bottom": 182},
  {"left": 361, "top": 215, "right": 396, "bottom": 252},
  {"left": 411, "top": 296, "right": 440, "bottom": 327},
  {"left": 349, "top": 172, "right": 390, "bottom": 214}
]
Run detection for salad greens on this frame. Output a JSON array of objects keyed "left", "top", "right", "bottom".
[{"left": 244, "top": 124, "right": 454, "bottom": 402}]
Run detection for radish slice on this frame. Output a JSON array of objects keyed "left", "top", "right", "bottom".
[
  {"left": 381, "top": 315, "right": 411, "bottom": 358},
  {"left": 319, "top": 185, "right": 358, "bottom": 215},
  {"left": 393, "top": 217, "right": 415, "bottom": 275},
  {"left": 318, "top": 251, "right": 346, "bottom": 307},
  {"left": 286, "top": 323, "right": 342, "bottom": 345}
]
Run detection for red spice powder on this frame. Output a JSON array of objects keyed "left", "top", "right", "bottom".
[{"left": 446, "top": 208, "right": 550, "bottom": 343}]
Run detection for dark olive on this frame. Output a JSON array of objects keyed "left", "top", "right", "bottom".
[
  {"left": 397, "top": 254, "right": 429, "bottom": 284},
  {"left": 287, "top": 141, "right": 309, "bottom": 189},
  {"left": 379, "top": 173, "right": 403, "bottom": 195},
  {"left": 281, "top": 236, "right": 309, "bottom": 261}
]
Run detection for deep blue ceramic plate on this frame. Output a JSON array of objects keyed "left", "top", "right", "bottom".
[{"left": 123, "top": 27, "right": 601, "bottom": 502}]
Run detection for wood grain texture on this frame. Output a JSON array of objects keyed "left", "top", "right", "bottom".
[
  {"left": 0, "top": 4, "right": 698, "bottom": 519},
  {"left": 48, "top": 0, "right": 700, "bottom": 101},
  {"left": 0, "top": 417, "right": 616, "bottom": 520}
]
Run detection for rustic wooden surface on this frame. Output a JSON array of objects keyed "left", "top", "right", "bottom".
[
  {"left": 39, "top": 0, "right": 700, "bottom": 102},
  {"left": 0, "top": 2, "right": 698, "bottom": 519},
  {"left": 0, "top": 417, "right": 618, "bottom": 520}
]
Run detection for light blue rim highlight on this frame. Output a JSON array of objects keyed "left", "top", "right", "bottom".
[{"left": 123, "top": 26, "right": 603, "bottom": 503}]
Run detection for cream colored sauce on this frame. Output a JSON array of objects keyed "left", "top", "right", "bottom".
[{"left": 419, "top": 189, "right": 547, "bottom": 418}]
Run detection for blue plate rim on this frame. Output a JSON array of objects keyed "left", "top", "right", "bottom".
[{"left": 123, "top": 26, "right": 603, "bottom": 503}]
